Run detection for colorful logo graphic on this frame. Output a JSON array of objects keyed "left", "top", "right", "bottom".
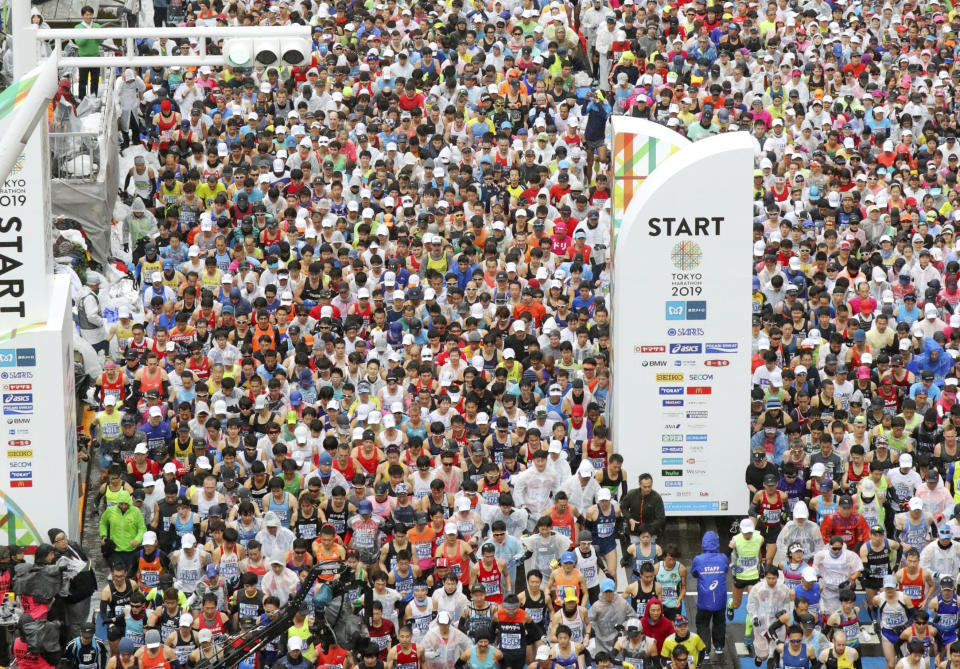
[{"left": 670, "top": 241, "right": 703, "bottom": 271}]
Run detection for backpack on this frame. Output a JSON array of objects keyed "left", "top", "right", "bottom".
[{"left": 22, "top": 616, "right": 61, "bottom": 656}]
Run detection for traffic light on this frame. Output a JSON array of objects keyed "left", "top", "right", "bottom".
[
  {"left": 223, "top": 37, "right": 310, "bottom": 67},
  {"left": 224, "top": 38, "right": 252, "bottom": 68},
  {"left": 279, "top": 37, "right": 311, "bottom": 65}
]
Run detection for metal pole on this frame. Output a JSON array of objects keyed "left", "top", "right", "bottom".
[
  {"left": 11, "top": 0, "right": 36, "bottom": 78},
  {"left": 58, "top": 55, "right": 238, "bottom": 67},
  {"left": 36, "top": 25, "right": 310, "bottom": 39}
]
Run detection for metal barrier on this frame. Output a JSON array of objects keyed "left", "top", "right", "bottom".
[{"left": 49, "top": 66, "right": 116, "bottom": 182}]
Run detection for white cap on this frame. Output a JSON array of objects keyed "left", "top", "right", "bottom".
[
  {"left": 179, "top": 613, "right": 194, "bottom": 627},
  {"left": 163, "top": 462, "right": 177, "bottom": 474},
  {"left": 810, "top": 462, "right": 826, "bottom": 476},
  {"left": 198, "top": 629, "right": 212, "bottom": 643},
  {"left": 288, "top": 636, "right": 304, "bottom": 652},
  {"left": 456, "top": 497, "right": 471, "bottom": 512},
  {"left": 213, "top": 400, "right": 228, "bottom": 415},
  {"left": 740, "top": 518, "right": 756, "bottom": 533},
  {"left": 801, "top": 566, "right": 817, "bottom": 581},
  {"left": 437, "top": 611, "right": 452, "bottom": 625},
  {"left": 134, "top": 444, "right": 148, "bottom": 455},
  {"left": 597, "top": 488, "right": 612, "bottom": 502},
  {"left": 792, "top": 501, "right": 809, "bottom": 519},
  {"left": 444, "top": 522, "right": 458, "bottom": 535},
  {"left": 900, "top": 453, "right": 914, "bottom": 468},
  {"left": 196, "top": 456, "right": 212, "bottom": 470},
  {"left": 142, "top": 474, "right": 157, "bottom": 488},
  {"left": 181, "top": 534, "right": 197, "bottom": 548},
  {"left": 143, "top": 530, "right": 158, "bottom": 544},
  {"left": 577, "top": 461, "right": 594, "bottom": 477},
  {"left": 908, "top": 497, "right": 924, "bottom": 510},
  {"left": 536, "top": 646, "right": 551, "bottom": 661},
  {"left": 148, "top": 406, "right": 163, "bottom": 418},
  {"left": 548, "top": 440, "right": 562, "bottom": 453}
]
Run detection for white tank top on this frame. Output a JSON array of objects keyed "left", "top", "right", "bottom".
[
  {"left": 575, "top": 547, "right": 600, "bottom": 588},
  {"left": 413, "top": 472, "right": 433, "bottom": 500},
  {"left": 177, "top": 550, "right": 203, "bottom": 593},
  {"left": 561, "top": 609, "right": 584, "bottom": 642},
  {"left": 378, "top": 429, "right": 403, "bottom": 450},
  {"left": 408, "top": 597, "right": 435, "bottom": 645},
  {"left": 382, "top": 387, "right": 405, "bottom": 407}
]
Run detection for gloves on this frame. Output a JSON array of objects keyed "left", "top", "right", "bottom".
[
  {"left": 621, "top": 556, "right": 633, "bottom": 568},
  {"left": 752, "top": 617, "right": 761, "bottom": 629}
]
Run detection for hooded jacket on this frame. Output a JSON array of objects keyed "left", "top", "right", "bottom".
[
  {"left": 640, "top": 596, "right": 675, "bottom": 653},
  {"left": 98, "top": 490, "right": 146, "bottom": 552},
  {"left": 690, "top": 531, "right": 728, "bottom": 611}
]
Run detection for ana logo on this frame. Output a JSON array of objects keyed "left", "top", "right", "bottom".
[
  {"left": 3, "top": 394, "right": 32, "bottom": 404},
  {"left": 642, "top": 360, "right": 669, "bottom": 367},
  {"left": 2, "top": 384, "right": 30, "bottom": 391},
  {"left": 688, "top": 374, "right": 715, "bottom": 381},
  {"left": 662, "top": 399, "right": 684, "bottom": 407},
  {"left": 686, "top": 301, "right": 707, "bottom": 320},
  {"left": 686, "top": 434, "right": 708, "bottom": 442},
  {"left": 665, "top": 301, "right": 686, "bottom": 320},
  {"left": 6, "top": 450, "right": 31, "bottom": 458},
  {"left": 639, "top": 346, "right": 667, "bottom": 353},
  {"left": 669, "top": 343, "right": 702, "bottom": 355},
  {"left": 661, "top": 468, "right": 683, "bottom": 477},
  {"left": 661, "top": 446, "right": 684, "bottom": 453},
  {"left": 664, "top": 423, "right": 681, "bottom": 430},
  {"left": 687, "top": 387, "right": 712, "bottom": 395},
  {"left": 659, "top": 387, "right": 684, "bottom": 395},
  {"left": 705, "top": 343, "right": 738, "bottom": 354},
  {"left": 656, "top": 374, "right": 684, "bottom": 382},
  {"left": 662, "top": 434, "right": 683, "bottom": 442},
  {"left": 671, "top": 240, "right": 703, "bottom": 271},
  {"left": 686, "top": 411, "right": 708, "bottom": 419},
  {"left": 664, "top": 481, "right": 683, "bottom": 488},
  {"left": 661, "top": 458, "right": 683, "bottom": 465},
  {"left": 704, "top": 360, "right": 730, "bottom": 367}
]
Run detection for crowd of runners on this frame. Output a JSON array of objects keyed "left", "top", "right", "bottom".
[{"left": 25, "top": 0, "right": 960, "bottom": 667}]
